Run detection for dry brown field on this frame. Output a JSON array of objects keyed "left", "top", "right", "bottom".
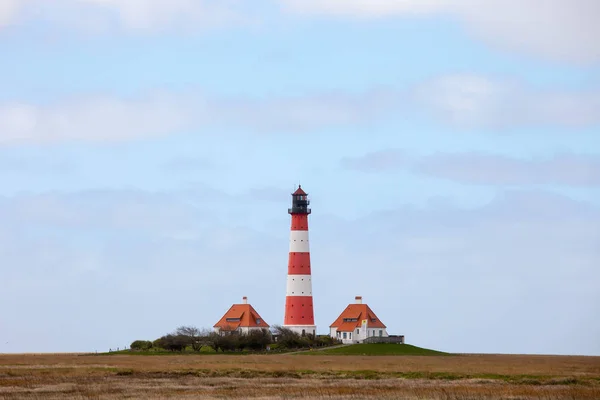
[{"left": 1, "top": 352, "right": 599, "bottom": 399}]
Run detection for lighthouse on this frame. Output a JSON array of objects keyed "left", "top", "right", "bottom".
[{"left": 283, "top": 185, "right": 316, "bottom": 337}]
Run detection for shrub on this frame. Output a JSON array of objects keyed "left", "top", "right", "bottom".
[
  {"left": 245, "top": 329, "right": 272, "bottom": 351},
  {"left": 270, "top": 326, "right": 341, "bottom": 349},
  {"left": 153, "top": 334, "right": 190, "bottom": 352},
  {"left": 130, "top": 340, "right": 153, "bottom": 351}
]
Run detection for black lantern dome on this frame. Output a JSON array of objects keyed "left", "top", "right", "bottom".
[{"left": 288, "top": 185, "right": 311, "bottom": 215}]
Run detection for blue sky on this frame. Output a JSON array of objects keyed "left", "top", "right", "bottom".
[{"left": 0, "top": 0, "right": 599, "bottom": 355}]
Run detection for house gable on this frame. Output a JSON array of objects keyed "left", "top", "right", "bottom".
[
  {"left": 214, "top": 301, "right": 270, "bottom": 331},
  {"left": 330, "top": 303, "right": 386, "bottom": 332}
]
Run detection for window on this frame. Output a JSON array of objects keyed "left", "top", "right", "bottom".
[
  {"left": 343, "top": 332, "right": 347, "bottom": 339},
  {"left": 356, "top": 329, "right": 359, "bottom": 335},
  {"left": 256, "top": 318, "right": 261, "bottom": 324},
  {"left": 302, "top": 329, "right": 306, "bottom": 337},
  {"left": 349, "top": 333, "right": 352, "bottom": 339},
  {"left": 226, "top": 318, "right": 241, "bottom": 322},
  {"left": 379, "top": 330, "right": 382, "bottom": 337}
]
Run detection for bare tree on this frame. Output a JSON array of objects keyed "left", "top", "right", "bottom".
[{"left": 175, "top": 326, "right": 203, "bottom": 351}]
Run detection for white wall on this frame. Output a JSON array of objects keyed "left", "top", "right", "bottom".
[
  {"left": 285, "top": 275, "right": 312, "bottom": 296},
  {"left": 329, "top": 327, "right": 337, "bottom": 337},
  {"left": 283, "top": 325, "right": 316, "bottom": 337},
  {"left": 289, "top": 230, "right": 310, "bottom": 252},
  {"left": 330, "top": 327, "right": 389, "bottom": 344}
]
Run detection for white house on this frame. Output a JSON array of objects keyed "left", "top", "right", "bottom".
[{"left": 329, "top": 296, "right": 389, "bottom": 344}]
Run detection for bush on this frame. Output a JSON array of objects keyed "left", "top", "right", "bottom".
[
  {"left": 149, "top": 326, "right": 277, "bottom": 353},
  {"left": 271, "top": 325, "right": 309, "bottom": 349},
  {"left": 153, "top": 334, "right": 190, "bottom": 352},
  {"left": 130, "top": 340, "right": 153, "bottom": 351},
  {"left": 313, "top": 335, "right": 339, "bottom": 347},
  {"left": 245, "top": 329, "right": 272, "bottom": 351},
  {"left": 270, "top": 326, "right": 341, "bottom": 350},
  {"left": 205, "top": 329, "right": 272, "bottom": 352}
]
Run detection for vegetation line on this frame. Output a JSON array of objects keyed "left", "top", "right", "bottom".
[{"left": 122, "top": 325, "right": 340, "bottom": 355}]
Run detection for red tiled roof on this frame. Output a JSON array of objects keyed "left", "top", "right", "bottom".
[
  {"left": 329, "top": 304, "right": 386, "bottom": 332},
  {"left": 293, "top": 185, "right": 307, "bottom": 196},
  {"left": 213, "top": 303, "right": 269, "bottom": 330},
  {"left": 336, "top": 321, "right": 362, "bottom": 333},
  {"left": 227, "top": 310, "right": 244, "bottom": 319}
]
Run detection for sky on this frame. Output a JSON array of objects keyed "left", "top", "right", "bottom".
[{"left": 0, "top": 0, "right": 599, "bottom": 355}]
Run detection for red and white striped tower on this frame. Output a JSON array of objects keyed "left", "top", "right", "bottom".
[{"left": 283, "top": 185, "right": 316, "bottom": 337}]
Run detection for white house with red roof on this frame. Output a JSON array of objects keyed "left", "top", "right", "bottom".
[
  {"left": 329, "top": 296, "right": 388, "bottom": 344},
  {"left": 213, "top": 297, "right": 270, "bottom": 335}
]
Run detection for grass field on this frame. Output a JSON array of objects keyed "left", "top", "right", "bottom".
[
  {"left": 306, "top": 343, "right": 448, "bottom": 356},
  {"left": 0, "top": 352, "right": 598, "bottom": 399}
]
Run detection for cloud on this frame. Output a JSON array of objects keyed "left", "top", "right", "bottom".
[
  {"left": 0, "top": 185, "right": 290, "bottom": 241},
  {"left": 0, "top": 186, "right": 288, "bottom": 352},
  {"left": 1, "top": 186, "right": 598, "bottom": 354},
  {"left": 415, "top": 152, "right": 600, "bottom": 186},
  {"left": 412, "top": 74, "right": 600, "bottom": 129},
  {"left": 281, "top": 0, "right": 600, "bottom": 65},
  {"left": 3, "top": 73, "right": 599, "bottom": 146},
  {"left": 314, "top": 189, "right": 600, "bottom": 354},
  {"left": 343, "top": 150, "right": 600, "bottom": 187},
  {"left": 0, "top": 0, "right": 21, "bottom": 27},
  {"left": 0, "top": 0, "right": 256, "bottom": 33},
  {"left": 0, "top": 76, "right": 597, "bottom": 146},
  {"left": 0, "top": 93, "right": 199, "bottom": 145},
  {"left": 281, "top": 0, "right": 452, "bottom": 17},
  {"left": 3, "top": 1, "right": 598, "bottom": 64},
  {"left": 79, "top": 0, "right": 255, "bottom": 32},
  {"left": 0, "top": 89, "right": 396, "bottom": 145}
]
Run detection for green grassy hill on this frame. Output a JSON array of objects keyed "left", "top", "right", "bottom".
[{"left": 308, "top": 343, "right": 448, "bottom": 356}]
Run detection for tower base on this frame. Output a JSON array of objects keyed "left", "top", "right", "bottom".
[{"left": 283, "top": 325, "right": 317, "bottom": 337}]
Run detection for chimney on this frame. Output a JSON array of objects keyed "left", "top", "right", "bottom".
[
  {"left": 242, "top": 296, "right": 248, "bottom": 304},
  {"left": 355, "top": 296, "right": 362, "bottom": 304}
]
